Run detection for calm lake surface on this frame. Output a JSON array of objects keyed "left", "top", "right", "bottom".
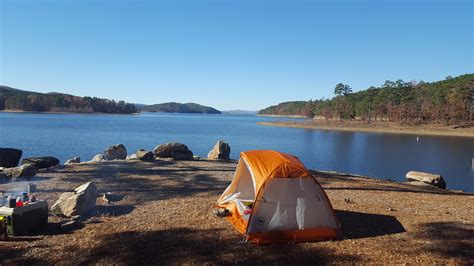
[{"left": 1, "top": 112, "right": 473, "bottom": 192}]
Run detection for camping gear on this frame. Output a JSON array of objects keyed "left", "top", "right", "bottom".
[
  {"left": 0, "top": 200, "right": 48, "bottom": 236},
  {"left": 28, "top": 183, "right": 37, "bottom": 193},
  {"left": 217, "top": 150, "right": 340, "bottom": 244},
  {"left": 0, "top": 216, "right": 7, "bottom": 240},
  {"left": 7, "top": 196, "right": 15, "bottom": 208},
  {"left": 21, "top": 192, "right": 29, "bottom": 203}
]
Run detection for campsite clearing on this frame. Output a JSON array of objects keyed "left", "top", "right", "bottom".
[{"left": 1, "top": 159, "right": 473, "bottom": 264}]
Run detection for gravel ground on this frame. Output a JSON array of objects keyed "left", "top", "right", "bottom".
[{"left": 0, "top": 159, "right": 473, "bottom": 264}]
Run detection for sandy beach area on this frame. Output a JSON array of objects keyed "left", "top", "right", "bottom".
[
  {"left": 1, "top": 159, "right": 473, "bottom": 264},
  {"left": 258, "top": 120, "right": 474, "bottom": 138}
]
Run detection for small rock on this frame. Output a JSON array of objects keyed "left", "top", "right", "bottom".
[
  {"left": 0, "top": 148, "right": 23, "bottom": 168},
  {"left": 21, "top": 156, "right": 60, "bottom": 169},
  {"left": 104, "top": 144, "right": 127, "bottom": 160},
  {"left": 102, "top": 192, "right": 124, "bottom": 204},
  {"left": 65, "top": 157, "right": 81, "bottom": 165},
  {"left": 91, "top": 154, "right": 106, "bottom": 162},
  {"left": 207, "top": 140, "right": 231, "bottom": 160},
  {"left": 135, "top": 150, "right": 154, "bottom": 162},
  {"left": 344, "top": 198, "right": 354, "bottom": 204},
  {"left": 3, "top": 163, "right": 37, "bottom": 179}
]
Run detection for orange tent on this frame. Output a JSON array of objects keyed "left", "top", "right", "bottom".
[{"left": 217, "top": 150, "right": 340, "bottom": 244}]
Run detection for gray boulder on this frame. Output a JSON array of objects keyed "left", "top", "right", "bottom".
[
  {"left": 65, "top": 157, "right": 81, "bottom": 165},
  {"left": 104, "top": 144, "right": 127, "bottom": 160},
  {"left": 406, "top": 171, "right": 446, "bottom": 189},
  {"left": 136, "top": 150, "right": 154, "bottom": 162},
  {"left": 154, "top": 142, "right": 193, "bottom": 160},
  {"left": 21, "top": 156, "right": 60, "bottom": 169},
  {"left": 51, "top": 182, "right": 98, "bottom": 217},
  {"left": 91, "top": 154, "right": 106, "bottom": 162},
  {"left": 3, "top": 163, "right": 37, "bottom": 179},
  {"left": 0, "top": 148, "right": 23, "bottom": 168},
  {"left": 207, "top": 140, "right": 231, "bottom": 160}
]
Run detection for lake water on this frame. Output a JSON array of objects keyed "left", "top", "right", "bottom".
[{"left": 1, "top": 112, "right": 473, "bottom": 192}]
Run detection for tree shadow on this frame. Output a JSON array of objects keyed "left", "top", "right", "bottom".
[
  {"left": 409, "top": 222, "right": 474, "bottom": 262},
  {"left": 79, "top": 228, "right": 360, "bottom": 264},
  {"left": 336, "top": 210, "right": 405, "bottom": 239},
  {"left": 0, "top": 245, "right": 48, "bottom": 264}
]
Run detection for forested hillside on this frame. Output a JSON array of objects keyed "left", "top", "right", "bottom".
[
  {"left": 0, "top": 86, "right": 137, "bottom": 114},
  {"left": 258, "top": 101, "right": 314, "bottom": 117},
  {"left": 140, "top": 102, "right": 221, "bottom": 114},
  {"left": 259, "top": 74, "right": 473, "bottom": 124}
]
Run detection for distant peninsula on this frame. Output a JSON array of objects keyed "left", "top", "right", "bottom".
[
  {"left": 258, "top": 74, "right": 473, "bottom": 125},
  {"left": 139, "top": 102, "right": 221, "bottom": 114},
  {"left": 0, "top": 85, "right": 137, "bottom": 114}
]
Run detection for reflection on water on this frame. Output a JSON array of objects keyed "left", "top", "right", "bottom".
[{"left": 0, "top": 112, "right": 473, "bottom": 192}]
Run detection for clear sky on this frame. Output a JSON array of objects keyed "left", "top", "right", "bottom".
[{"left": 0, "top": 0, "right": 472, "bottom": 111}]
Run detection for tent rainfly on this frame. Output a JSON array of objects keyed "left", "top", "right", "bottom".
[{"left": 217, "top": 150, "right": 340, "bottom": 244}]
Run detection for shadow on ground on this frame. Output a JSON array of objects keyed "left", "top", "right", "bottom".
[
  {"left": 336, "top": 210, "right": 405, "bottom": 239},
  {"left": 80, "top": 228, "right": 360, "bottom": 264},
  {"left": 408, "top": 221, "right": 474, "bottom": 262}
]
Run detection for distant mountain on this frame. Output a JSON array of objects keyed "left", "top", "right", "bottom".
[
  {"left": 222, "top": 110, "right": 258, "bottom": 115},
  {"left": 139, "top": 102, "right": 221, "bottom": 114},
  {"left": 0, "top": 85, "right": 137, "bottom": 114}
]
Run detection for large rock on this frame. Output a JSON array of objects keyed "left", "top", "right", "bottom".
[
  {"left": 21, "top": 156, "right": 60, "bottom": 169},
  {"left": 91, "top": 154, "right": 106, "bottom": 162},
  {"left": 65, "top": 157, "right": 81, "bottom": 165},
  {"left": 171, "top": 149, "right": 194, "bottom": 160},
  {"left": 3, "top": 163, "right": 37, "bottom": 179},
  {"left": 51, "top": 182, "right": 98, "bottom": 217},
  {"left": 0, "top": 148, "right": 23, "bottom": 168},
  {"left": 153, "top": 142, "right": 193, "bottom": 160},
  {"left": 406, "top": 171, "right": 446, "bottom": 189},
  {"left": 207, "top": 140, "right": 231, "bottom": 160},
  {"left": 104, "top": 144, "right": 127, "bottom": 160},
  {"left": 135, "top": 150, "right": 154, "bottom": 162}
]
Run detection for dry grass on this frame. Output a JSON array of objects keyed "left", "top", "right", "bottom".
[
  {"left": 0, "top": 159, "right": 473, "bottom": 264},
  {"left": 258, "top": 120, "right": 474, "bottom": 137}
]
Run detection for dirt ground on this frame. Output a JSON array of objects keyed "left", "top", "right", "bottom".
[
  {"left": 1, "top": 159, "right": 473, "bottom": 264},
  {"left": 258, "top": 120, "right": 474, "bottom": 137}
]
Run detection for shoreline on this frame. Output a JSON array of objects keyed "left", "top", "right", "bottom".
[
  {"left": 256, "top": 114, "right": 309, "bottom": 119},
  {"left": 0, "top": 109, "right": 141, "bottom": 115},
  {"left": 257, "top": 120, "right": 474, "bottom": 138}
]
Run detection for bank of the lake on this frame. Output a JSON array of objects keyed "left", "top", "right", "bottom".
[
  {"left": 1, "top": 159, "right": 473, "bottom": 264},
  {"left": 258, "top": 120, "right": 474, "bottom": 138}
]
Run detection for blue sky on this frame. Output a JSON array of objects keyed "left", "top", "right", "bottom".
[{"left": 0, "top": 0, "right": 472, "bottom": 111}]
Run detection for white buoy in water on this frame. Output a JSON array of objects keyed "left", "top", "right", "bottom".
[{"left": 416, "top": 137, "right": 419, "bottom": 142}]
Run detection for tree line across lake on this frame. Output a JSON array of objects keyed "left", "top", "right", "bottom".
[
  {"left": 259, "top": 74, "right": 473, "bottom": 125},
  {"left": 0, "top": 86, "right": 137, "bottom": 114}
]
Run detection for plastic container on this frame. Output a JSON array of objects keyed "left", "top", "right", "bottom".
[
  {"left": 21, "top": 192, "right": 29, "bottom": 203},
  {"left": 16, "top": 198, "right": 23, "bottom": 207}
]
